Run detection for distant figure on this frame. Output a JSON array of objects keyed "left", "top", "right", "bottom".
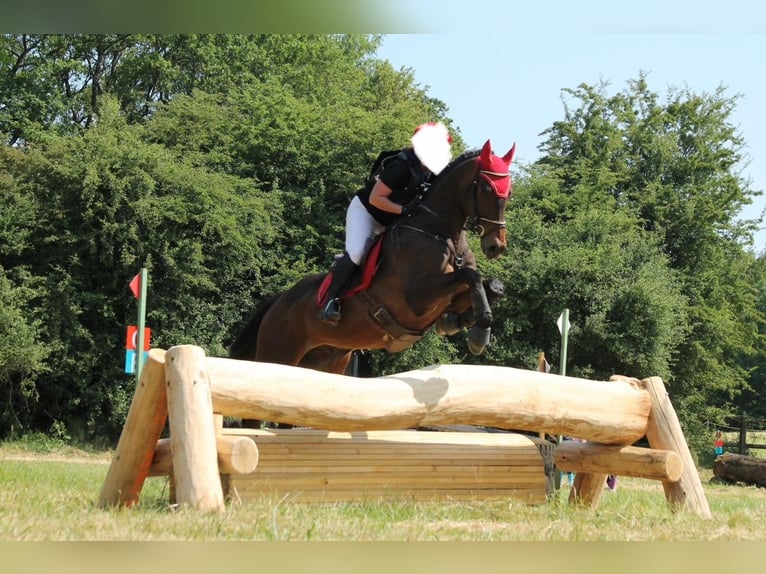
[
  {"left": 560, "top": 436, "right": 583, "bottom": 486},
  {"left": 714, "top": 430, "right": 725, "bottom": 457},
  {"left": 606, "top": 474, "right": 618, "bottom": 491}
]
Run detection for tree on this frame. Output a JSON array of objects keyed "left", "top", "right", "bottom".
[
  {"left": 0, "top": 35, "right": 458, "bottom": 441},
  {"left": 0, "top": 144, "right": 49, "bottom": 435},
  {"left": 528, "top": 76, "right": 764, "bottom": 443}
]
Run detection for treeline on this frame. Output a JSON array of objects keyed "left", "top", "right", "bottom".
[{"left": 1, "top": 34, "right": 764, "bottom": 457}]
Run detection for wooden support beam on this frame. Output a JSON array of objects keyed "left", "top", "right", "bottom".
[
  {"left": 642, "top": 376, "right": 712, "bottom": 519},
  {"left": 166, "top": 345, "right": 224, "bottom": 513},
  {"left": 206, "top": 357, "right": 652, "bottom": 445},
  {"left": 98, "top": 349, "right": 168, "bottom": 508},
  {"left": 149, "top": 435, "right": 260, "bottom": 477},
  {"left": 554, "top": 442, "right": 683, "bottom": 482}
]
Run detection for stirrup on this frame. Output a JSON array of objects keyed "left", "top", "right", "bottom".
[{"left": 319, "top": 298, "right": 341, "bottom": 324}]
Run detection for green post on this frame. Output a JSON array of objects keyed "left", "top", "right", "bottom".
[
  {"left": 555, "top": 308, "right": 570, "bottom": 493},
  {"left": 136, "top": 267, "right": 148, "bottom": 379}
]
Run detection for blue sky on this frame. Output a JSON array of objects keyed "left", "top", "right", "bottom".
[{"left": 376, "top": 0, "right": 766, "bottom": 250}]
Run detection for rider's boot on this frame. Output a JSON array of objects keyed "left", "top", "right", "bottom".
[{"left": 319, "top": 252, "right": 358, "bottom": 325}]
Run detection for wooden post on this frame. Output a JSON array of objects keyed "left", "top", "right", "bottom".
[
  {"left": 569, "top": 471, "right": 608, "bottom": 508},
  {"left": 99, "top": 348, "right": 168, "bottom": 508},
  {"left": 537, "top": 352, "right": 547, "bottom": 441},
  {"left": 165, "top": 345, "right": 224, "bottom": 512},
  {"left": 642, "top": 376, "right": 712, "bottom": 519},
  {"left": 739, "top": 416, "right": 748, "bottom": 455}
]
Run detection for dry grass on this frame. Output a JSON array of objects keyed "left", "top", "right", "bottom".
[{"left": 1, "top": 444, "right": 765, "bottom": 541}]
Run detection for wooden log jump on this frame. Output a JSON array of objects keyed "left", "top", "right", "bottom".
[{"left": 99, "top": 345, "right": 711, "bottom": 518}]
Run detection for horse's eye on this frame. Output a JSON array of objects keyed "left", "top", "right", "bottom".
[{"left": 480, "top": 180, "right": 493, "bottom": 195}]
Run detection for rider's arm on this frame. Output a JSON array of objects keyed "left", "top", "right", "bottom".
[{"left": 369, "top": 177, "right": 406, "bottom": 214}]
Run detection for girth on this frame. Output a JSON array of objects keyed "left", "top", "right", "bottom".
[{"left": 358, "top": 291, "right": 424, "bottom": 353}]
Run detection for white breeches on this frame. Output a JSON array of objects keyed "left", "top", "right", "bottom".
[{"left": 346, "top": 196, "right": 385, "bottom": 265}]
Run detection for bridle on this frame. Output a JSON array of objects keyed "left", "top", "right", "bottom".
[
  {"left": 399, "top": 160, "right": 510, "bottom": 237},
  {"left": 470, "top": 166, "right": 509, "bottom": 237}
]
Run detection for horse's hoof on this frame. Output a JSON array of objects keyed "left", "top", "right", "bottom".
[
  {"left": 485, "top": 278, "right": 504, "bottom": 298},
  {"left": 467, "top": 326, "right": 491, "bottom": 355}
]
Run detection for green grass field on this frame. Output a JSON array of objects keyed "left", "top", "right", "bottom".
[{"left": 1, "top": 441, "right": 764, "bottom": 541}]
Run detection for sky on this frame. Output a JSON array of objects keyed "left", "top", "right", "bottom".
[{"left": 376, "top": 0, "right": 766, "bottom": 251}]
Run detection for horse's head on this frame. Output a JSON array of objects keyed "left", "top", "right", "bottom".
[{"left": 472, "top": 139, "right": 516, "bottom": 259}]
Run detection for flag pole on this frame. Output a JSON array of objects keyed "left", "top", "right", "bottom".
[
  {"left": 556, "top": 308, "right": 570, "bottom": 452},
  {"left": 559, "top": 308, "right": 569, "bottom": 378},
  {"left": 136, "top": 267, "right": 148, "bottom": 379}
]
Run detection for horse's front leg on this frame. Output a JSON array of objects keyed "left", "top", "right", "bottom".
[
  {"left": 417, "top": 268, "right": 494, "bottom": 355},
  {"left": 436, "top": 277, "right": 505, "bottom": 335}
]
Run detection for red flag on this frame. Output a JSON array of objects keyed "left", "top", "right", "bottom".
[{"left": 129, "top": 273, "right": 141, "bottom": 299}]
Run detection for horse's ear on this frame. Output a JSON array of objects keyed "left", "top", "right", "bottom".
[
  {"left": 480, "top": 140, "right": 492, "bottom": 163},
  {"left": 503, "top": 143, "right": 516, "bottom": 167}
]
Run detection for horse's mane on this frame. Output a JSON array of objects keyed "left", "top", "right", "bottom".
[{"left": 430, "top": 148, "right": 481, "bottom": 187}]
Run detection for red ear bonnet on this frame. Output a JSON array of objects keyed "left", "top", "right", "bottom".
[{"left": 477, "top": 140, "right": 515, "bottom": 199}]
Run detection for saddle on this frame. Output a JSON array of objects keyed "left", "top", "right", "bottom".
[{"left": 316, "top": 232, "right": 424, "bottom": 350}]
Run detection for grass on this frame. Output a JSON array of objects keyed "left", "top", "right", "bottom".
[{"left": 1, "top": 441, "right": 765, "bottom": 541}]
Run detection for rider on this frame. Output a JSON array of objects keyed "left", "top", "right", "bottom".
[{"left": 319, "top": 121, "right": 454, "bottom": 325}]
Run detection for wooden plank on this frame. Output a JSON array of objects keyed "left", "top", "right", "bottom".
[
  {"left": 227, "top": 487, "right": 547, "bottom": 503},
  {"left": 224, "top": 428, "right": 547, "bottom": 504},
  {"left": 252, "top": 465, "right": 543, "bottom": 474},
  {"left": 236, "top": 475, "right": 545, "bottom": 487}
]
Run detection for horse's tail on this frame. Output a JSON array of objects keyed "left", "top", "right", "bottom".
[{"left": 228, "top": 294, "right": 280, "bottom": 360}]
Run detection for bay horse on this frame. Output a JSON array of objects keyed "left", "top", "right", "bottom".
[{"left": 229, "top": 139, "right": 516, "bottom": 375}]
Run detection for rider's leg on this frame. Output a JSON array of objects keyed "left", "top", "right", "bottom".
[
  {"left": 319, "top": 251, "right": 358, "bottom": 323},
  {"left": 319, "top": 197, "right": 381, "bottom": 325}
]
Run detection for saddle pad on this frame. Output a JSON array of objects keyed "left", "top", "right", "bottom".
[{"left": 317, "top": 233, "right": 385, "bottom": 307}]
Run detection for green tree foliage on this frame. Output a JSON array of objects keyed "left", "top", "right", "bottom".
[
  {"left": 2, "top": 96, "right": 285, "bottom": 439},
  {"left": 0, "top": 34, "right": 454, "bottom": 442},
  {"left": 479, "top": 196, "right": 688, "bottom": 382},
  {"left": 524, "top": 76, "right": 764, "bottom": 446},
  {"left": 0, "top": 144, "right": 49, "bottom": 435}
]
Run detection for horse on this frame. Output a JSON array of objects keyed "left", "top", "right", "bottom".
[{"left": 229, "top": 139, "right": 516, "bottom": 376}]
